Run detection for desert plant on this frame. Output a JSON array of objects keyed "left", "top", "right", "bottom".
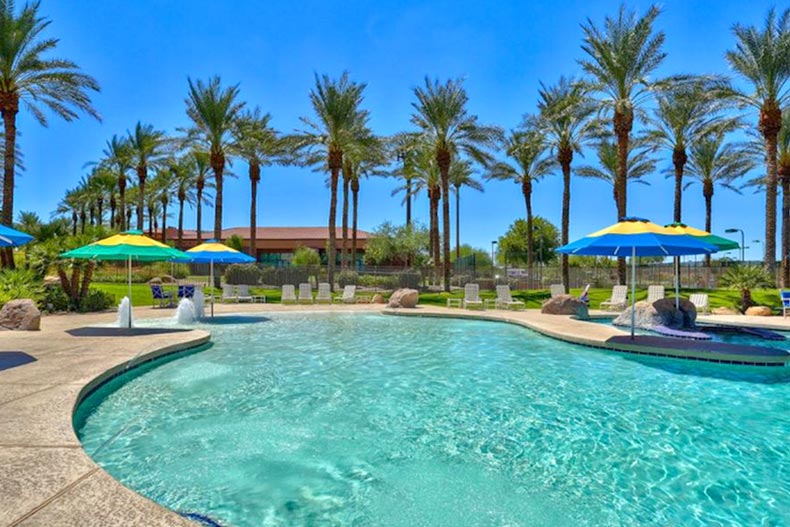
[
  {"left": 719, "top": 264, "right": 772, "bottom": 312},
  {"left": 224, "top": 263, "right": 262, "bottom": 285},
  {"left": 0, "top": 268, "right": 43, "bottom": 306},
  {"left": 337, "top": 269, "right": 359, "bottom": 287},
  {"left": 292, "top": 246, "right": 321, "bottom": 266}
]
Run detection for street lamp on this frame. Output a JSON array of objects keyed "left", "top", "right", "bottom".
[
  {"left": 725, "top": 228, "right": 745, "bottom": 262},
  {"left": 491, "top": 240, "right": 498, "bottom": 265}
]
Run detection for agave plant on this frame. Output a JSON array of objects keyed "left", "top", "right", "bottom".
[{"left": 719, "top": 264, "right": 772, "bottom": 312}]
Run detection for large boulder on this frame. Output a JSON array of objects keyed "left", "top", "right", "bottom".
[
  {"left": 0, "top": 299, "right": 41, "bottom": 331},
  {"left": 613, "top": 298, "right": 697, "bottom": 330},
  {"left": 370, "top": 293, "right": 386, "bottom": 304},
  {"left": 712, "top": 306, "right": 740, "bottom": 316},
  {"left": 388, "top": 288, "right": 419, "bottom": 308},
  {"left": 541, "top": 294, "right": 589, "bottom": 318},
  {"left": 745, "top": 306, "right": 773, "bottom": 316}
]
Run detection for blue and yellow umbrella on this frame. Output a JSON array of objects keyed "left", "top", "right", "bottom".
[
  {"left": 557, "top": 218, "right": 717, "bottom": 338},
  {"left": 186, "top": 240, "right": 255, "bottom": 316}
]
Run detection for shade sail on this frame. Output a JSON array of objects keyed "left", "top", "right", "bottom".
[
  {"left": 0, "top": 224, "right": 33, "bottom": 247},
  {"left": 185, "top": 241, "right": 255, "bottom": 264},
  {"left": 556, "top": 218, "right": 718, "bottom": 257},
  {"left": 663, "top": 223, "right": 739, "bottom": 251},
  {"left": 60, "top": 230, "right": 190, "bottom": 262}
]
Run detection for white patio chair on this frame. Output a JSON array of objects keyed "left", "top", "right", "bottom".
[
  {"left": 335, "top": 285, "right": 357, "bottom": 304},
  {"left": 550, "top": 284, "right": 566, "bottom": 298},
  {"left": 236, "top": 284, "right": 254, "bottom": 303},
  {"left": 316, "top": 282, "right": 332, "bottom": 304},
  {"left": 298, "top": 283, "right": 314, "bottom": 304},
  {"left": 221, "top": 284, "right": 238, "bottom": 303},
  {"left": 485, "top": 285, "right": 525, "bottom": 310},
  {"left": 281, "top": 284, "right": 297, "bottom": 304},
  {"left": 689, "top": 293, "right": 709, "bottom": 315},
  {"left": 600, "top": 285, "right": 628, "bottom": 311},
  {"left": 463, "top": 283, "right": 484, "bottom": 310},
  {"left": 647, "top": 285, "right": 665, "bottom": 303}
]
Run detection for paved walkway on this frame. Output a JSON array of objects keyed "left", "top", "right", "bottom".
[{"left": 2, "top": 302, "right": 788, "bottom": 526}]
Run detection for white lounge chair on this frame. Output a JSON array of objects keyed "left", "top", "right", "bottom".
[
  {"left": 316, "top": 282, "right": 332, "bottom": 304},
  {"left": 281, "top": 284, "right": 297, "bottom": 304},
  {"left": 550, "top": 284, "right": 566, "bottom": 298},
  {"left": 235, "top": 284, "right": 254, "bottom": 303},
  {"left": 222, "top": 284, "right": 238, "bottom": 303},
  {"left": 689, "top": 293, "right": 709, "bottom": 315},
  {"left": 335, "top": 285, "right": 357, "bottom": 304},
  {"left": 600, "top": 285, "right": 628, "bottom": 311},
  {"left": 485, "top": 285, "right": 525, "bottom": 310},
  {"left": 298, "top": 283, "right": 313, "bottom": 304},
  {"left": 647, "top": 285, "right": 665, "bottom": 303},
  {"left": 463, "top": 283, "right": 484, "bottom": 310}
]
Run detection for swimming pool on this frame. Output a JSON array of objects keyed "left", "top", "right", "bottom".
[{"left": 75, "top": 312, "right": 790, "bottom": 526}]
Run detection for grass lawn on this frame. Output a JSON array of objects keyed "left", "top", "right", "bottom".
[{"left": 91, "top": 282, "right": 781, "bottom": 312}]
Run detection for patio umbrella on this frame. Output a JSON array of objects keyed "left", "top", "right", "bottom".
[
  {"left": 185, "top": 240, "right": 255, "bottom": 317},
  {"left": 664, "top": 222, "right": 738, "bottom": 309},
  {"left": 0, "top": 224, "right": 34, "bottom": 247},
  {"left": 556, "top": 217, "right": 717, "bottom": 339},
  {"left": 60, "top": 230, "right": 190, "bottom": 327}
]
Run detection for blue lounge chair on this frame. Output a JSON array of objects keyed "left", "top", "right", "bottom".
[
  {"left": 178, "top": 285, "right": 195, "bottom": 299},
  {"left": 781, "top": 290, "right": 790, "bottom": 318},
  {"left": 150, "top": 284, "right": 173, "bottom": 308}
]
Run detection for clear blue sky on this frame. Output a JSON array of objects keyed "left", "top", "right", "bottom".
[{"left": 17, "top": 0, "right": 777, "bottom": 259}]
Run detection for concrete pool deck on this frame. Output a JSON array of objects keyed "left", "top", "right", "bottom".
[{"left": 1, "top": 302, "right": 789, "bottom": 526}]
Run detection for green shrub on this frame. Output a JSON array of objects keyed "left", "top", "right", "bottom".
[
  {"left": 42, "top": 285, "right": 70, "bottom": 312},
  {"left": 337, "top": 270, "right": 359, "bottom": 287},
  {"left": 358, "top": 274, "right": 398, "bottom": 289},
  {"left": 450, "top": 274, "right": 471, "bottom": 287},
  {"left": 292, "top": 246, "right": 321, "bottom": 266},
  {"left": 225, "top": 263, "right": 262, "bottom": 285},
  {"left": 79, "top": 289, "right": 115, "bottom": 312},
  {"left": 0, "top": 268, "right": 43, "bottom": 306}
]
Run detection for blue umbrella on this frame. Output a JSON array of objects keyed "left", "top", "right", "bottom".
[
  {"left": 0, "top": 224, "right": 33, "bottom": 247},
  {"left": 186, "top": 240, "right": 256, "bottom": 317},
  {"left": 556, "top": 218, "right": 717, "bottom": 338}
]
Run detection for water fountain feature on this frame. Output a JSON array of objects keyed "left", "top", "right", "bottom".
[
  {"left": 117, "top": 297, "right": 133, "bottom": 328},
  {"left": 175, "top": 298, "right": 197, "bottom": 324},
  {"left": 192, "top": 288, "right": 205, "bottom": 319}
]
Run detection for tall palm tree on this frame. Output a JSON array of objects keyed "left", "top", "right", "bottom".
[
  {"left": 535, "top": 77, "right": 597, "bottom": 287},
  {"left": 344, "top": 136, "right": 386, "bottom": 267},
  {"left": 403, "top": 144, "right": 442, "bottom": 276},
  {"left": 100, "top": 135, "right": 132, "bottom": 230},
  {"left": 389, "top": 132, "right": 423, "bottom": 227},
  {"left": 485, "top": 129, "right": 553, "bottom": 269},
  {"left": 128, "top": 122, "right": 168, "bottom": 231},
  {"left": 295, "top": 72, "right": 368, "bottom": 288},
  {"left": 448, "top": 159, "right": 483, "bottom": 260},
  {"left": 88, "top": 167, "right": 117, "bottom": 228},
  {"left": 685, "top": 132, "right": 756, "bottom": 266},
  {"left": 184, "top": 76, "right": 245, "bottom": 241},
  {"left": 575, "top": 137, "right": 657, "bottom": 214},
  {"left": 152, "top": 168, "right": 175, "bottom": 243},
  {"left": 778, "top": 109, "right": 790, "bottom": 285},
  {"left": 0, "top": 0, "right": 100, "bottom": 267},
  {"left": 579, "top": 4, "right": 666, "bottom": 283},
  {"left": 411, "top": 77, "right": 501, "bottom": 291},
  {"left": 190, "top": 149, "right": 212, "bottom": 242},
  {"left": 170, "top": 156, "right": 197, "bottom": 249},
  {"left": 233, "top": 107, "right": 284, "bottom": 259},
  {"left": 726, "top": 7, "right": 790, "bottom": 276}
]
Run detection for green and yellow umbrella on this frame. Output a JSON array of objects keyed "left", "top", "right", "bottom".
[
  {"left": 61, "top": 230, "right": 190, "bottom": 327},
  {"left": 663, "top": 223, "right": 739, "bottom": 251}
]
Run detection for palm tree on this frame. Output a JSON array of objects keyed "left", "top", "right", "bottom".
[
  {"left": 575, "top": 137, "right": 657, "bottom": 214},
  {"left": 128, "top": 122, "right": 168, "bottom": 231},
  {"left": 684, "top": 132, "right": 756, "bottom": 266},
  {"left": 726, "top": 7, "right": 790, "bottom": 277},
  {"left": 389, "top": 132, "right": 423, "bottom": 227},
  {"left": 295, "top": 72, "right": 368, "bottom": 288},
  {"left": 535, "top": 77, "right": 597, "bottom": 287},
  {"left": 0, "top": 0, "right": 100, "bottom": 267},
  {"left": 404, "top": 145, "right": 442, "bottom": 276},
  {"left": 88, "top": 167, "right": 117, "bottom": 228},
  {"left": 152, "top": 168, "right": 175, "bottom": 243},
  {"left": 99, "top": 135, "right": 132, "bottom": 230},
  {"left": 485, "top": 129, "right": 553, "bottom": 269},
  {"left": 170, "top": 156, "right": 197, "bottom": 249},
  {"left": 345, "top": 136, "right": 387, "bottom": 267},
  {"left": 579, "top": 4, "right": 666, "bottom": 283},
  {"left": 233, "top": 107, "right": 284, "bottom": 259},
  {"left": 449, "top": 159, "right": 483, "bottom": 260},
  {"left": 411, "top": 77, "right": 501, "bottom": 291},
  {"left": 647, "top": 79, "right": 733, "bottom": 222},
  {"left": 778, "top": 109, "right": 790, "bottom": 285},
  {"left": 184, "top": 76, "right": 245, "bottom": 242},
  {"left": 190, "top": 149, "right": 212, "bottom": 242}
]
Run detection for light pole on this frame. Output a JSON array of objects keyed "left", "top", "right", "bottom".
[
  {"left": 725, "top": 228, "right": 745, "bottom": 262},
  {"left": 491, "top": 241, "right": 497, "bottom": 278}
]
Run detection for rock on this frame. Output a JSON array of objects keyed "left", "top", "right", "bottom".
[
  {"left": 43, "top": 275, "right": 60, "bottom": 286},
  {"left": 371, "top": 293, "right": 385, "bottom": 304},
  {"left": 0, "top": 299, "right": 41, "bottom": 331},
  {"left": 613, "top": 298, "right": 697, "bottom": 330},
  {"left": 387, "top": 288, "right": 419, "bottom": 308},
  {"left": 541, "top": 294, "right": 589, "bottom": 318},
  {"left": 745, "top": 306, "right": 773, "bottom": 316},
  {"left": 712, "top": 306, "right": 740, "bottom": 316}
]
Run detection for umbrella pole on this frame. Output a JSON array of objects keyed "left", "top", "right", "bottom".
[
  {"left": 127, "top": 255, "right": 132, "bottom": 329},
  {"left": 210, "top": 260, "right": 214, "bottom": 318},
  {"left": 631, "top": 246, "right": 636, "bottom": 340},
  {"left": 675, "top": 256, "right": 680, "bottom": 311}
]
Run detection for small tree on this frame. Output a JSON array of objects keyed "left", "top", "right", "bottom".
[
  {"left": 292, "top": 246, "right": 321, "bottom": 266},
  {"left": 719, "top": 264, "right": 772, "bottom": 312},
  {"left": 498, "top": 217, "right": 560, "bottom": 266}
]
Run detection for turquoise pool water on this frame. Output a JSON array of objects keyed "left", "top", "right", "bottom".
[{"left": 75, "top": 313, "right": 790, "bottom": 527}]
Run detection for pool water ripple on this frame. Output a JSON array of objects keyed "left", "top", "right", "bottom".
[{"left": 75, "top": 313, "right": 790, "bottom": 527}]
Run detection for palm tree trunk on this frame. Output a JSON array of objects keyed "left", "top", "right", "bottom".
[
  {"left": 161, "top": 201, "right": 168, "bottom": 243},
  {"left": 136, "top": 166, "right": 146, "bottom": 231},
  {"left": 118, "top": 175, "right": 126, "bottom": 230},
  {"left": 341, "top": 164, "right": 350, "bottom": 269},
  {"left": 96, "top": 198, "right": 104, "bottom": 227},
  {"left": 71, "top": 212, "right": 78, "bottom": 236},
  {"left": 429, "top": 187, "right": 440, "bottom": 283},
  {"left": 523, "top": 179, "right": 534, "bottom": 270},
  {"left": 178, "top": 198, "right": 185, "bottom": 250},
  {"left": 351, "top": 177, "right": 359, "bottom": 268},
  {"left": 455, "top": 187, "right": 461, "bottom": 260},
  {"left": 80, "top": 209, "right": 86, "bottom": 234},
  {"left": 211, "top": 152, "right": 225, "bottom": 241},
  {"left": 109, "top": 197, "right": 116, "bottom": 230},
  {"left": 196, "top": 179, "right": 204, "bottom": 243},
  {"left": 406, "top": 178, "right": 412, "bottom": 227},
  {"left": 703, "top": 181, "right": 713, "bottom": 268},
  {"left": 559, "top": 150, "right": 572, "bottom": 289},
  {"left": 148, "top": 206, "right": 154, "bottom": 236},
  {"left": 327, "top": 150, "right": 342, "bottom": 290},
  {"left": 249, "top": 163, "right": 260, "bottom": 259},
  {"left": 438, "top": 150, "right": 451, "bottom": 292},
  {"left": 614, "top": 110, "right": 632, "bottom": 285},
  {"left": 781, "top": 167, "right": 790, "bottom": 287},
  {"left": 672, "top": 147, "right": 687, "bottom": 223},
  {"left": 1, "top": 92, "right": 19, "bottom": 269}
]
